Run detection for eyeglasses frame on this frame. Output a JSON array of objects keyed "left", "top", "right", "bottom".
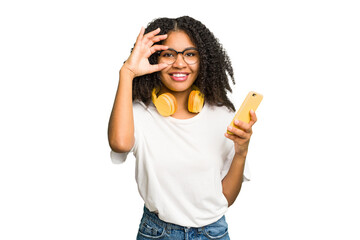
[{"left": 157, "top": 47, "right": 199, "bottom": 65}]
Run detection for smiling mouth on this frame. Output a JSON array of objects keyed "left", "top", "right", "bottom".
[{"left": 170, "top": 73, "right": 189, "bottom": 81}]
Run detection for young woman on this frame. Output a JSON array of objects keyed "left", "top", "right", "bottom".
[{"left": 108, "top": 16, "right": 257, "bottom": 240}]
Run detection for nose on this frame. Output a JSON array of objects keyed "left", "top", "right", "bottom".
[{"left": 172, "top": 53, "right": 186, "bottom": 68}]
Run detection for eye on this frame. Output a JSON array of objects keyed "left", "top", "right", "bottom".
[
  {"left": 184, "top": 50, "right": 198, "bottom": 57},
  {"left": 160, "top": 51, "right": 175, "bottom": 58}
]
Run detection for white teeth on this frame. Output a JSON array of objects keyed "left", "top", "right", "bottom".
[{"left": 173, "top": 74, "right": 187, "bottom": 77}]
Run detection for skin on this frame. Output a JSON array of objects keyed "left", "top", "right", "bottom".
[
  {"left": 157, "top": 30, "right": 200, "bottom": 119},
  {"left": 223, "top": 110, "right": 257, "bottom": 206},
  {"left": 108, "top": 27, "right": 168, "bottom": 153},
  {"left": 108, "top": 27, "right": 257, "bottom": 207}
]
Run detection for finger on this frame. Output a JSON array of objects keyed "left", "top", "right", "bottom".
[
  {"left": 225, "top": 132, "right": 248, "bottom": 143},
  {"left": 147, "top": 34, "right": 167, "bottom": 47},
  {"left": 224, "top": 132, "right": 237, "bottom": 141},
  {"left": 135, "top": 26, "right": 145, "bottom": 44},
  {"left": 144, "top": 27, "right": 161, "bottom": 40},
  {"left": 249, "top": 109, "right": 258, "bottom": 126},
  {"left": 234, "top": 120, "right": 252, "bottom": 133},
  {"left": 149, "top": 45, "right": 168, "bottom": 55},
  {"left": 152, "top": 34, "right": 168, "bottom": 43},
  {"left": 227, "top": 125, "right": 248, "bottom": 139},
  {"left": 148, "top": 63, "right": 169, "bottom": 73},
  {"left": 145, "top": 34, "right": 168, "bottom": 48}
]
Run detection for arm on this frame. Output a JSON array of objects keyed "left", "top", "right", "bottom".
[
  {"left": 108, "top": 67, "right": 136, "bottom": 153},
  {"left": 107, "top": 27, "right": 169, "bottom": 152},
  {"left": 222, "top": 110, "right": 257, "bottom": 207},
  {"left": 221, "top": 153, "right": 246, "bottom": 207}
]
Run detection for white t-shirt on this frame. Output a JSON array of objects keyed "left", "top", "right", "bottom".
[{"left": 111, "top": 101, "right": 250, "bottom": 227}]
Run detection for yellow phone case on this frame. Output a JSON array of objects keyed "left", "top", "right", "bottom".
[{"left": 227, "top": 91, "right": 263, "bottom": 134}]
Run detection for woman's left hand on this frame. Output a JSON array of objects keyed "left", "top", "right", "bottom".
[{"left": 225, "top": 110, "right": 257, "bottom": 157}]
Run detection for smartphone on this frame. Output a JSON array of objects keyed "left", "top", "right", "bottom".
[{"left": 227, "top": 91, "right": 263, "bottom": 134}]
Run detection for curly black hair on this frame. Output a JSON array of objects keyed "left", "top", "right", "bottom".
[{"left": 132, "top": 16, "right": 236, "bottom": 111}]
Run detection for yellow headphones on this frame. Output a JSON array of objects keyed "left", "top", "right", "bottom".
[{"left": 152, "top": 86, "right": 205, "bottom": 117}]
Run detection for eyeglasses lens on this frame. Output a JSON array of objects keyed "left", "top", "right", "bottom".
[{"left": 159, "top": 50, "right": 199, "bottom": 65}]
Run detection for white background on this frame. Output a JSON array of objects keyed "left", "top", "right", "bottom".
[{"left": 1, "top": 0, "right": 359, "bottom": 239}]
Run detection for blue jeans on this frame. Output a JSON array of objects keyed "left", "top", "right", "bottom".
[{"left": 137, "top": 206, "right": 230, "bottom": 240}]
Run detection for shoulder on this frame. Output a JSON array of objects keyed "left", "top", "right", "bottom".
[
  {"left": 205, "top": 103, "right": 234, "bottom": 120},
  {"left": 133, "top": 100, "right": 153, "bottom": 115},
  {"left": 132, "top": 100, "right": 161, "bottom": 123},
  {"left": 133, "top": 100, "right": 147, "bottom": 111},
  {"left": 201, "top": 103, "right": 235, "bottom": 129}
]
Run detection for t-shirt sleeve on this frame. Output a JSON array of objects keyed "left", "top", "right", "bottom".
[
  {"left": 110, "top": 145, "right": 134, "bottom": 164},
  {"left": 220, "top": 144, "right": 251, "bottom": 182}
]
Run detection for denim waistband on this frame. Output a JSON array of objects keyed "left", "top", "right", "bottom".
[
  {"left": 143, "top": 206, "right": 193, "bottom": 231},
  {"left": 142, "top": 205, "right": 227, "bottom": 231}
]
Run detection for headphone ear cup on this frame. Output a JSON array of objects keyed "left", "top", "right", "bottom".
[
  {"left": 155, "top": 93, "right": 177, "bottom": 116},
  {"left": 188, "top": 90, "right": 204, "bottom": 113}
]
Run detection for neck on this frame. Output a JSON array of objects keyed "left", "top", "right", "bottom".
[{"left": 159, "top": 86, "right": 191, "bottom": 110}]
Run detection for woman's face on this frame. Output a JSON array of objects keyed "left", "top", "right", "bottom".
[{"left": 158, "top": 30, "right": 200, "bottom": 93}]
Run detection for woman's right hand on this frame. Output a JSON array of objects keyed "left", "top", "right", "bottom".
[{"left": 122, "top": 27, "right": 169, "bottom": 78}]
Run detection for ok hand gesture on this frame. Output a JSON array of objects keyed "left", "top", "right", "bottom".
[{"left": 123, "top": 27, "right": 169, "bottom": 78}]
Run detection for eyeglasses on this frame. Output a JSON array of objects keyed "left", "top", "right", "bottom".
[{"left": 158, "top": 47, "right": 199, "bottom": 65}]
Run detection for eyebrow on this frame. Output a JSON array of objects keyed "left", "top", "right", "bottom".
[{"left": 167, "top": 47, "right": 198, "bottom": 52}]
